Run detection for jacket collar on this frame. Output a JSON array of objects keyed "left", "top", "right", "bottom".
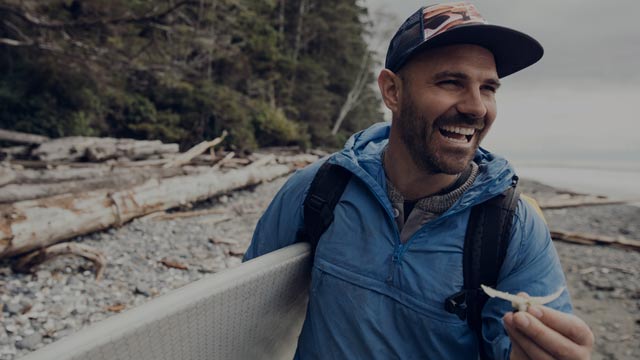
[{"left": 330, "top": 122, "right": 516, "bottom": 216}]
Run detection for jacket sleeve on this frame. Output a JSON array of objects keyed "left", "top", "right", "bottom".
[
  {"left": 482, "top": 197, "right": 573, "bottom": 360},
  {"left": 242, "top": 159, "right": 325, "bottom": 261}
]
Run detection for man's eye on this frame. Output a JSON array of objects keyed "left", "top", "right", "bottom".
[
  {"left": 438, "top": 80, "right": 460, "bottom": 87},
  {"left": 481, "top": 85, "right": 497, "bottom": 93}
]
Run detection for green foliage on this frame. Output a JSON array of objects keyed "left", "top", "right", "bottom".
[
  {"left": 0, "top": 50, "right": 104, "bottom": 137},
  {"left": 252, "top": 102, "right": 310, "bottom": 149},
  {"left": 0, "top": 0, "right": 383, "bottom": 149}
]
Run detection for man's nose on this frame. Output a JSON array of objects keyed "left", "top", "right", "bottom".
[{"left": 456, "top": 88, "right": 488, "bottom": 119}]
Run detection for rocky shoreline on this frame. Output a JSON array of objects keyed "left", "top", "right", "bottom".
[{"left": 1, "top": 176, "right": 639, "bottom": 360}]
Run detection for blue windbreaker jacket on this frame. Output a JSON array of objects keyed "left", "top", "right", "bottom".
[{"left": 244, "top": 122, "right": 572, "bottom": 360}]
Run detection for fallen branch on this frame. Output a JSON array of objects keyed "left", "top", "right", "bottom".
[
  {"left": 152, "top": 208, "right": 227, "bottom": 221},
  {"left": 0, "top": 129, "right": 49, "bottom": 145},
  {"left": 162, "top": 131, "right": 227, "bottom": 168},
  {"left": 159, "top": 258, "right": 189, "bottom": 270},
  {"left": 212, "top": 152, "right": 235, "bottom": 170},
  {"left": 12, "top": 242, "right": 106, "bottom": 280},
  {"left": 197, "top": 215, "right": 233, "bottom": 225},
  {"left": 551, "top": 230, "right": 640, "bottom": 252}
]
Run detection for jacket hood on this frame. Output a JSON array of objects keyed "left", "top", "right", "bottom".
[{"left": 331, "top": 122, "right": 516, "bottom": 212}]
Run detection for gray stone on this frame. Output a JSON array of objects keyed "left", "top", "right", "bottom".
[
  {"left": 34, "top": 270, "right": 51, "bottom": 279},
  {"left": 2, "top": 304, "right": 21, "bottom": 316},
  {"left": 134, "top": 284, "right": 152, "bottom": 297},
  {"left": 0, "top": 328, "right": 9, "bottom": 346},
  {"left": 14, "top": 332, "right": 42, "bottom": 351}
]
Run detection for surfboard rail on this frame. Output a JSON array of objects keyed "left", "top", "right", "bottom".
[{"left": 22, "top": 242, "right": 312, "bottom": 360}]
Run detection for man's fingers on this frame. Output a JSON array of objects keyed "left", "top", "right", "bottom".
[
  {"left": 510, "top": 342, "right": 531, "bottom": 360},
  {"left": 509, "top": 332, "right": 532, "bottom": 360},
  {"left": 527, "top": 305, "right": 595, "bottom": 347},
  {"left": 504, "top": 312, "right": 553, "bottom": 360},
  {"left": 511, "top": 311, "right": 591, "bottom": 360}
]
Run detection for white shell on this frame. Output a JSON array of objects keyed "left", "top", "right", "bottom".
[{"left": 481, "top": 284, "right": 564, "bottom": 311}]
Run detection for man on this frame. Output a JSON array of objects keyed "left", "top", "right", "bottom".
[{"left": 244, "top": 2, "right": 594, "bottom": 359}]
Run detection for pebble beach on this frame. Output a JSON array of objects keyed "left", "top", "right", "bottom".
[{"left": 0, "top": 175, "right": 638, "bottom": 360}]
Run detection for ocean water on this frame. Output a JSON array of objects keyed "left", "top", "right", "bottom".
[
  {"left": 481, "top": 82, "right": 639, "bottom": 201},
  {"left": 512, "top": 164, "right": 640, "bottom": 203}
]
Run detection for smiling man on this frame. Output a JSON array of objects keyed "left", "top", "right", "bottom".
[{"left": 244, "top": 2, "right": 593, "bottom": 359}]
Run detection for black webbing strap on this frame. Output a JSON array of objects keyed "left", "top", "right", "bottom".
[
  {"left": 297, "top": 161, "right": 352, "bottom": 253},
  {"left": 444, "top": 177, "right": 520, "bottom": 359}
]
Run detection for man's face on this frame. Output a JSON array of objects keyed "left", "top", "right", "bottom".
[{"left": 393, "top": 44, "right": 499, "bottom": 175}]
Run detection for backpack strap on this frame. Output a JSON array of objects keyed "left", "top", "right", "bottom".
[
  {"left": 297, "top": 161, "right": 352, "bottom": 253},
  {"left": 444, "top": 177, "right": 521, "bottom": 359}
]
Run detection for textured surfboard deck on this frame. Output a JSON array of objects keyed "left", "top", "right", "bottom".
[{"left": 22, "top": 243, "right": 312, "bottom": 360}]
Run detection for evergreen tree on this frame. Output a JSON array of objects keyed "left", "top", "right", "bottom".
[{"left": 0, "top": 0, "right": 382, "bottom": 150}]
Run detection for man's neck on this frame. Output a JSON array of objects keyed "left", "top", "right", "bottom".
[{"left": 384, "top": 139, "right": 460, "bottom": 201}]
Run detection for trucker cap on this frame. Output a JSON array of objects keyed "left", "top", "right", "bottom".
[{"left": 385, "top": 2, "right": 544, "bottom": 78}]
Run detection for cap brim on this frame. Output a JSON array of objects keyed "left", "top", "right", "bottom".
[{"left": 403, "top": 24, "right": 544, "bottom": 78}]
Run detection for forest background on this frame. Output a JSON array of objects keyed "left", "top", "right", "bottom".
[{"left": 0, "top": 0, "right": 383, "bottom": 151}]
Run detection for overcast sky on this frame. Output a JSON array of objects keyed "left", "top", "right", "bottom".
[
  {"left": 361, "top": 0, "right": 640, "bottom": 168},
  {"left": 363, "top": 0, "right": 640, "bottom": 84}
]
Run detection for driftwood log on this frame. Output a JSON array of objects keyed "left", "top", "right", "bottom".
[
  {"left": 0, "top": 129, "right": 49, "bottom": 145},
  {"left": 0, "top": 166, "right": 192, "bottom": 203},
  {"left": 0, "top": 146, "right": 30, "bottom": 160},
  {"left": 0, "top": 166, "right": 15, "bottom": 187},
  {"left": 539, "top": 196, "right": 636, "bottom": 209},
  {"left": 33, "top": 137, "right": 179, "bottom": 162},
  {"left": 0, "top": 155, "right": 301, "bottom": 258},
  {"left": 2, "top": 165, "right": 145, "bottom": 184},
  {"left": 551, "top": 230, "right": 640, "bottom": 252}
]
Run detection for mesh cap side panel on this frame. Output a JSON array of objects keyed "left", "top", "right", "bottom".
[
  {"left": 385, "top": 8, "right": 424, "bottom": 71},
  {"left": 385, "top": 20, "right": 423, "bottom": 72}
]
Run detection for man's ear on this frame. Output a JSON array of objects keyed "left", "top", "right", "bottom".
[{"left": 378, "top": 69, "right": 402, "bottom": 114}]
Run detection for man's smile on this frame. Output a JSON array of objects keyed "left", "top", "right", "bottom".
[{"left": 438, "top": 125, "right": 481, "bottom": 144}]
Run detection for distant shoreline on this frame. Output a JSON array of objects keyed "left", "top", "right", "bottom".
[{"left": 516, "top": 165, "right": 640, "bottom": 205}]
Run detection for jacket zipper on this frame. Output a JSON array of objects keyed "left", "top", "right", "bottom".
[{"left": 328, "top": 158, "right": 479, "bottom": 284}]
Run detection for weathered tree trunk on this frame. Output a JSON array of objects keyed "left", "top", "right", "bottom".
[
  {"left": 331, "top": 52, "right": 370, "bottom": 135},
  {"left": 0, "top": 166, "right": 187, "bottom": 203},
  {"left": 0, "top": 166, "right": 16, "bottom": 187},
  {"left": 33, "top": 137, "right": 179, "bottom": 162},
  {"left": 289, "top": 0, "right": 308, "bottom": 93},
  {"left": 278, "top": 0, "right": 286, "bottom": 39},
  {"left": 3, "top": 165, "right": 185, "bottom": 185},
  {"left": 0, "top": 157, "right": 294, "bottom": 258},
  {"left": 0, "top": 129, "right": 49, "bottom": 145},
  {"left": 0, "top": 146, "right": 30, "bottom": 160}
]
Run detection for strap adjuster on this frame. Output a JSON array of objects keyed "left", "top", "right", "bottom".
[
  {"left": 307, "top": 194, "right": 334, "bottom": 227},
  {"left": 444, "top": 290, "right": 468, "bottom": 321}
]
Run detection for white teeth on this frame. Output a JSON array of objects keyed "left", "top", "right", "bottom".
[
  {"left": 440, "top": 125, "right": 476, "bottom": 136},
  {"left": 445, "top": 136, "right": 468, "bottom": 144}
]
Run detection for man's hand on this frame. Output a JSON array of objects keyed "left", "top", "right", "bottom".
[{"left": 503, "top": 295, "right": 594, "bottom": 360}]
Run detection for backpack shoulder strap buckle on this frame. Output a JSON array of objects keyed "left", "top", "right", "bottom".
[{"left": 444, "top": 290, "right": 469, "bottom": 321}]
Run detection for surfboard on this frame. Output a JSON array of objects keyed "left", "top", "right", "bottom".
[{"left": 22, "top": 243, "right": 312, "bottom": 360}]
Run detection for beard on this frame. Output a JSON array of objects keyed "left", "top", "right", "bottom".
[{"left": 396, "top": 95, "right": 485, "bottom": 175}]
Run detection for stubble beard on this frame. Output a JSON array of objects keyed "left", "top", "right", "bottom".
[{"left": 397, "top": 96, "right": 483, "bottom": 175}]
